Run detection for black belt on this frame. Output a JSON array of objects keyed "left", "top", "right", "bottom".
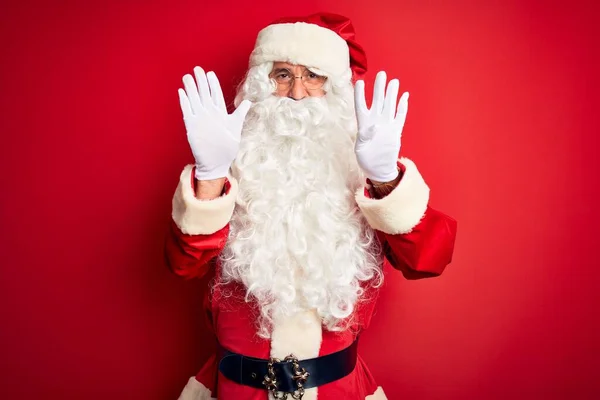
[{"left": 217, "top": 339, "right": 359, "bottom": 394}]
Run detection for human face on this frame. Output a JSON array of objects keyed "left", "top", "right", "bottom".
[{"left": 270, "top": 62, "right": 327, "bottom": 100}]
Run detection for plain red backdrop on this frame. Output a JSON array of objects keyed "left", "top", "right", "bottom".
[{"left": 1, "top": 0, "right": 599, "bottom": 398}]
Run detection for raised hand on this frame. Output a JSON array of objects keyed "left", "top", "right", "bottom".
[
  {"left": 354, "top": 71, "right": 409, "bottom": 182},
  {"left": 178, "top": 66, "right": 252, "bottom": 181}
]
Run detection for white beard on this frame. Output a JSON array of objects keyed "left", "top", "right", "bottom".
[{"left": 219, "top": 95, "right": 381, "bottom": 338}]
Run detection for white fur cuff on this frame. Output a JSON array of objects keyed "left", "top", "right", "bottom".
[
  {"left": 356, "top": 157, "right": 430, "bottom": 234},
  {"left": 177, "top": 377, "right": 216, "bottom": 400},
  {"left": 366, "top": 387, "right": 388, "bottom": 399},
  {"left": 171, "top": 165, "right": 238, "bottom": 235},
  {"left": 250, "top": 22, "right": 350, "bottom": 77}
]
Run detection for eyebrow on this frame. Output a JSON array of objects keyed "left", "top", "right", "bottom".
[{"left": 272, "top": 68, "right": 292, "bottom": 74}]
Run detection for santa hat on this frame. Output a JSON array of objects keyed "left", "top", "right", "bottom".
[{"left": 249, "top": 12, "right": 368, "bottom": 79}]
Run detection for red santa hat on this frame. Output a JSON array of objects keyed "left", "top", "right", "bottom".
[{"left": 249, "top": 12, "right": 368, "bottom": 80}]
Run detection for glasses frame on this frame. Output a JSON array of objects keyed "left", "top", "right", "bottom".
[{"left": 269, "top": 68, "right": 327, "bottom": 91}]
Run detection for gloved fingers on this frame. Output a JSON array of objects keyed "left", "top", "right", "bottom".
[
  {"left": 383, "top": 79, "right": 399, "bottom": 120},
  {"left": 354, "top": 80, "right": 368, "bottom": 115},
  {"left": 206, "top": 71, "right": 227, "bottom": 113},
  {"left": 233, "top": 99, "right": 252, "bottom": 119},
  {"left": 373, "top": 71, "right": 387, "bottom": 114},
  {"left": 193, "top": 66, "right": 212, "bottom": 108},
  {"left": 231, "top": 99, "right": 252, "bottom": 139},
  {"left": 395, "top": 92, "right": 410, "bottom": 127},
  {"left": 178, "top": 88, "right": 192, "bottom": 118},
  {"left": 182, "top": 73, "right": 203, "bottom": 116}
]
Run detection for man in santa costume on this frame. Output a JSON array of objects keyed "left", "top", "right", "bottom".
[{"left": 166, "top": 12, "right": 457, "bottom": 400}]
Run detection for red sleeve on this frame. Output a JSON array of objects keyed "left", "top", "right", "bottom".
[
  {"left": 194, "top": 353, "right": 219, "bottom": 397},
  {"left": 376, "top": 206, "right": 457, "bottom": 279},
  {"left": 164, "top": 220, "right": 229, "bottom": 279}
]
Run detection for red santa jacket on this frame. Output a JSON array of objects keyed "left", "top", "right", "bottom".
[{"left": 166, "top": 158, "right": 457, "bottom": 400}]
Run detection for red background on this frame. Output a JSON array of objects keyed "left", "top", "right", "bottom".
[{"left": 1, "top": 0, "right": 599, "bottom": 398}]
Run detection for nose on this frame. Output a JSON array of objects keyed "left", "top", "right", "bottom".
[{"left": 287, "top": 78, "right": 309, "bottom": 100}]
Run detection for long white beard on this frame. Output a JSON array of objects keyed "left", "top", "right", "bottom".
[{"left": 219, "top": 95, "right": 381, "bottom": 338}]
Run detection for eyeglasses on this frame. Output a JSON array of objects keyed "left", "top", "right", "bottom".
[{"left": 270, "top": 68, "right": 327, "bottom": 90}]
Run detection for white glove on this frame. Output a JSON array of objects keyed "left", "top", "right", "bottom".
[
  {"left": 178, "top": 66, "right": 252, "bottom": 180},
  {"left": 354, "top": 71, "right": 409, "bottom": 182}
]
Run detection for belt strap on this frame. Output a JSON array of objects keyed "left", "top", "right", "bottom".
[{"left": 217, "top": 339, "right": 359, "bottom": 393}]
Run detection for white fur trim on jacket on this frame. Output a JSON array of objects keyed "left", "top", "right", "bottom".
[
  {"left": 356, "top": 157, "right": 430, "bottom": 235},
  {"left": 172, "top": 165, "right": 238, "bottom": 235},
  {"left": 366, "top": 387, "right": 388, "bottom": 399},
  {"left": 177, "top": 377, "right": 216, "bottom": 400},
  {"left": 270, "top": 310, "right": 322, "bottom": 400},
  {"left": 250, "top": 22, "right": 350, "bottom": 77}
]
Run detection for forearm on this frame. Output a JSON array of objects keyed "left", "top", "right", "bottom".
[
  {"left": 195, "top": 177, "right": 226, "bottom": 200},
  {"left": 369, "top": 169, "right": 402, "bottom": 199}
]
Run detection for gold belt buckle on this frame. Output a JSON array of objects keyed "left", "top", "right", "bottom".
[{"left": 262, "top": 353, "right": 310, "bottom": 399}]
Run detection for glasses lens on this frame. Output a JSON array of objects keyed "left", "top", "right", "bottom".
[
  {"left": 302, "top": 71, "right": 326, "bottom": 89},
  {"left": 273, "top": 72, "right": 292, "bottom": 85}
]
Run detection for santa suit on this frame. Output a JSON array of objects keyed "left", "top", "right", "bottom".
[{"left": 166, "top": 158, "right": 457, "bottom": 399}]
